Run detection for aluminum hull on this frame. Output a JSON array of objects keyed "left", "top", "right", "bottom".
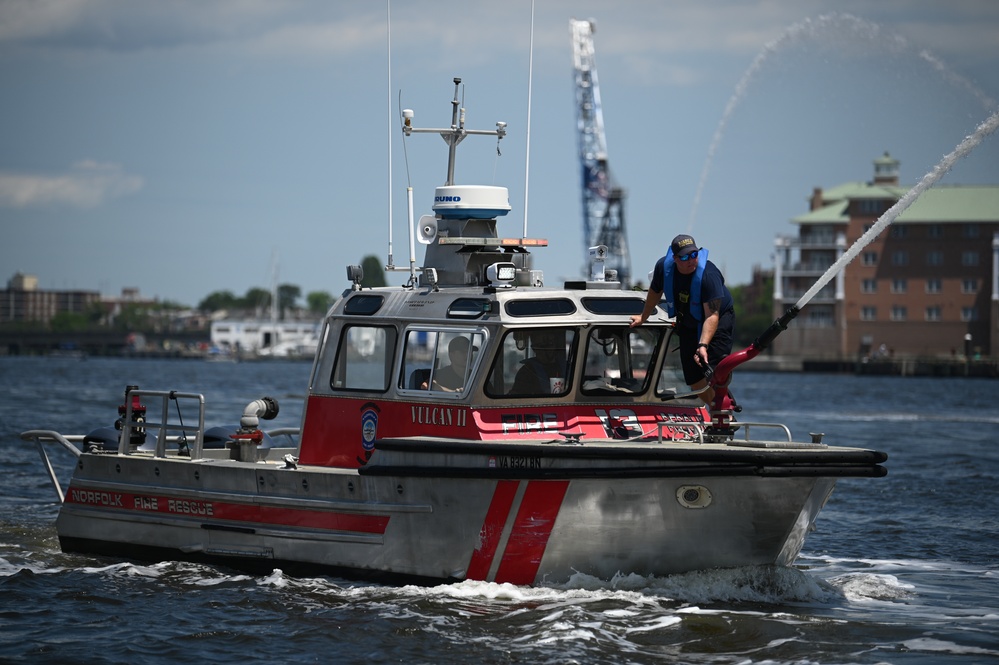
[{"left": 51, "top": 438, "right": 880, "bottom": 585}]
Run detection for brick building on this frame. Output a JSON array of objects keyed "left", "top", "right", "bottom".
[
  {"left": 1, "top": 273, "right": 101, "bottom": 324},
  {"left": 773, "top": 153, "right": 999, "bottom": 360}
]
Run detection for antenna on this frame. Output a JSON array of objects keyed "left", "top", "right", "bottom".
[
  {"left": 385, "top": 0, "right": 394, "bottom": 271},
  {"left": 522, "top": 0, "right": 536, "bottom": 238}
]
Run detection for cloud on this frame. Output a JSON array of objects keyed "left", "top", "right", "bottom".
[{"left": 0, "top": 161, "right": 144, "bottom": 209}]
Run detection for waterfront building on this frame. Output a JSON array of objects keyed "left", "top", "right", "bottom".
[
  {"left": 0, "top": 273, "right": 101, "bottom": 324},
  {"left": 773, "top": 153, "right": 999, "bottom": 360}
]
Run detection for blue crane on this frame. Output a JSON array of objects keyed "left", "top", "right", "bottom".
[{"left": 570, "top": 18, "right": 631, "bottom": 287}]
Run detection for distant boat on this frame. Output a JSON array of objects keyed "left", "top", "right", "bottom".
[{"left": 208, "top": 319, "right": 320, "bottom": 360}]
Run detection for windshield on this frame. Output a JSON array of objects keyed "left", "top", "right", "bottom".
[{"left": 580, "top": 326, "right": 663, "bottom": 395}]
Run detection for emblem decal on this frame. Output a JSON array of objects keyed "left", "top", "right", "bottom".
[{"left": 360, "top": 407, "right": 379, "bottom": 451}]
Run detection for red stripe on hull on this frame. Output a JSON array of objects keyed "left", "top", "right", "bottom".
[
  {"left": 465, "top": 480, "right": 519, "bottom": 580},
  {"left": 494, "top": 480, "right": 570, "bottom": 585},
  {"left": 64, "top": 486, "right": 389, "bottom": 534}
]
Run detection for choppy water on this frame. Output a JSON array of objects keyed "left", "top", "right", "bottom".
[{"left": 2, "top": 357, "right": 997, "bottom": 664}]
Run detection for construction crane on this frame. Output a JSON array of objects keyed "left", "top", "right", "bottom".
[{"left": 570, "top": 18, "right": 631, "bottom": 287}]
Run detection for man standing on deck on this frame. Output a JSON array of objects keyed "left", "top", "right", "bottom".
[{"left": 630, "top": 234, "right": 735, "bottom": 407}]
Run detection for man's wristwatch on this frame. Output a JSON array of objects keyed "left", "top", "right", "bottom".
[{"left": 697, "top": 343, "right": 708, "bottom": 349}]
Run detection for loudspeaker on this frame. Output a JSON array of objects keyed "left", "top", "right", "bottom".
[{"left": 417, "top": 215, "right": 438, "bottom": 244}]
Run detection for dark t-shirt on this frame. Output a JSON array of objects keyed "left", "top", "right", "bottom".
[{"left": 651, "top": 255, "right": 736, "bottom": 384}]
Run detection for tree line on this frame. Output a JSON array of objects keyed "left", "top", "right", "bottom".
[
  {"left": 197, "top": 256, "right": 388, "bottom": 317},
  {"left": 29, "top": 254, "right": 774, "bottom": 343}
]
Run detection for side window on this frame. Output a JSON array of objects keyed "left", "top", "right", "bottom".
[
  {"left": 655, "top": 329, "right": 688, "bottom": 397},
  {"left": 330, "top": 325, "right": 397, "bottom": 392},
  {"left": 581, "top": 326, "right": 662, "bottom": 395},
  {"left": 486, "top": 328, "right": 577, "bottom": 397},
  {"left": 400, "top": 329, "right": 484, "bottom": 395}
]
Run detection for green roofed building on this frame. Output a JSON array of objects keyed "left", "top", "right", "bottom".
[{"left": 773, "top": 152, "right": 999, "bottom": 361}]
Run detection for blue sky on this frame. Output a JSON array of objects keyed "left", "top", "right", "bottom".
[{"left": 2, "top": 1, "right": 997, "bottom": 307}]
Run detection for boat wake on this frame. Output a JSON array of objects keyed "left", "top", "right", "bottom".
[{"left": 4, "top": 552, "right": 996, "bottom": 664}]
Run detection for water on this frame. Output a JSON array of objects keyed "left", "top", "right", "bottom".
[{"left": 2, "top": 356, "right": 998, "bottom": 664}]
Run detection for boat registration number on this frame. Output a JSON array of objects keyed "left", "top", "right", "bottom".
[{"left": 494, "top": 455, "right": 542, "bottom": 470}]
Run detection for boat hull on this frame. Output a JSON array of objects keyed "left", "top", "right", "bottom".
[{"left": 53, "top": 444, "right": 851, "bottom": 585}]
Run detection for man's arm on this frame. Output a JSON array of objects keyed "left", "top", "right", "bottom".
[
  {"left": 630, "top": 288, "right": 663, "bottom": 327},
  {"left": 694, "top": 298, "right": 723, "bottom": 364}
]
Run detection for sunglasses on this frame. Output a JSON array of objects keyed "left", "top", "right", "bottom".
[{"left": 675, "top": 251, "right": 698, "bottom": 262}]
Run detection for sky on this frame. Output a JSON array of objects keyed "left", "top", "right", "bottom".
[{"left": 2, "top": 0, "right": 998, "bottom": 307}]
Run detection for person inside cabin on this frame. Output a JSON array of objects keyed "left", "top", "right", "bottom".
[
  {"left": 630, "top": 234, "right": 735, "bottom": 407},
  {"left": 511, "top": 328, "right": 568, "bottom": 395},
  {"left": 422, "top": 335, "right": 471, "bottom": 392}
]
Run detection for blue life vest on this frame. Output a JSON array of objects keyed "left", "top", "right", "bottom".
[{"left": 663, "top": 248, "right": 709, "bottom": 329}]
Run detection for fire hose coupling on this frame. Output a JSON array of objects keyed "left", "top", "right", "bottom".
[
  {"left": 239, "top": 396, "right": 280, "bottom": 431},
  {"left": 230, "top": 429, "right": 264, "bottom": 444}
]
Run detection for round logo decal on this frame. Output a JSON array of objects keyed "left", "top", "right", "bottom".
[{"left": 360, "top": 408, "right": 378, "bottom": 451}]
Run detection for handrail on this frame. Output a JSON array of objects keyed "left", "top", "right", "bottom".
[
  {"left": 265, "top": 427, "right": 301, "bottom": 447},
  {"left": 20, "top": 429, "right": 83, "bottom": 503},
  {"left": 21, "top": 395, "right": 300, "bottom": 504},
  {"left": 121, "top": 389, "right": 206, "bottom": 459},
  {"left": 655, "top": 420, "right": 793, "bottom": 445}
]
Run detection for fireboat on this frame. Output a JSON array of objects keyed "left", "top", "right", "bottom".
[{"left": 23, "top": 79, "right": 886, "bottom": 585}]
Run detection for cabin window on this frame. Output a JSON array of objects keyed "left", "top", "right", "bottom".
[
  {"left": 485, "top": 327, "right": 577, "bottom": 397},
  {"left": 344, "top": 295, "right": 385, "bottom": 316},
  {"left": 399, "top": 328, "right": 485, "bottom": 395},
  {"left": 581, "top": 326, "right": 663, "bottom": 395},
  {"left": 654, "top": 329, "right": 688, "bottom": 398},
  {"left": 330, "top": 325, "right": 397, "bottom": 392},
  {"left": 504, "top": 298, "right": 576, "bottom": 317},
  {"left": 447, "top": 298, "right": 493, "bottom": 319},
  {"left": 580, "top": 298, "right": 647, "bottom": 315}
]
